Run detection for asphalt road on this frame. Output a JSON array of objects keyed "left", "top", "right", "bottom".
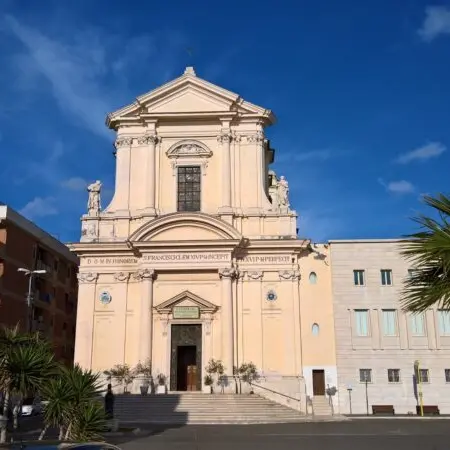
[{"left": 107, "top": 420, "right": 450, "bottom": 450}]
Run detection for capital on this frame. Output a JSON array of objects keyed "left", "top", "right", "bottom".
[
  {"left": 134, "top": 268, "right": 155, "bottom": 281},
  {"left": 219, "top": 267, "right": 236, "bottom": 279},
  {"left": 246, "top": 270, "right": 263, "bottom": 281},
  {"left": 246, "top": 131, "right": 264, "bottom": 144},
  {"left": 114, "top": 136, "right": 133, "bottom": 149},
  {"left": 278, "top": 270, "right": 300, "bottom": 281},
  {"left": 77, "top": 272, "right": 99, "bottom": 284},
  {"left": 137, "top": 134, "right": 159, "bottom": 145},
  {"left": 217, "top": 132, "right": 232, "bottom": 144},
  {"left": 113, "top": 272, "right": 131, "bottom": 282}
]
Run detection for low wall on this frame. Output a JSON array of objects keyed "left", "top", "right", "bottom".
[{"left": 250, "top": 375, "right": 307, "bottom": 413}]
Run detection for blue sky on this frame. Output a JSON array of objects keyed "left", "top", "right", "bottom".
[{"left": 0, "top": 0, "right": 449, "bottom": 243}]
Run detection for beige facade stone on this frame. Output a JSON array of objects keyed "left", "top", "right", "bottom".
[{"left": 70, "top": 68, "right": 336, "bottom": 405}]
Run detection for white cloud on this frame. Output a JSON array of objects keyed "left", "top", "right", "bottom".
[
  {"left": 378, "top": 178, "right": 415, "bottom": 194},
  {"left": 19, "top": 196, "right": 58, "bottom": 219},
  {"left": 418, "top": 6, "right": 450, "bottom": 42},
  {"left": 395, "top": 142, "right": 446, "bottom": 164},
  {"left": 61, "top": 177, "right": 87, "bottom": 191}
]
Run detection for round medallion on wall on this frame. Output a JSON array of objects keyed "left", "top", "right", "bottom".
[
  {"left": 266, "top": 290, "right": 277, "bottom": 302},
  {"left": 99, "top": 291, "right": 112, "bottom": 305}
]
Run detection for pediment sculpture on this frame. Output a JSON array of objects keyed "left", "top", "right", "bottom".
[{"left": 166, "top": 140, "right": 213, "bottom": 159}]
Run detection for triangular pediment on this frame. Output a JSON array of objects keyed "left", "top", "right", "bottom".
[
  {"left": 155, "top": 290, "right": 218, "bottom": 313},
  {"left": 106, "top": 67, "right": 275, "bottom": 128}
]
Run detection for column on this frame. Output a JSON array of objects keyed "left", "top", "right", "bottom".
[
  {"left": 218, "top": 130, "right": 232, "bottom": 210},
  {"left": 219, "top": 267, "right": 235, "bottom": 375},
  {"left": 74, "top": 272, "right": 98, "bottom": 369},
  {"left": 136, "top": 269, "right": 155, "bottom": 363}
]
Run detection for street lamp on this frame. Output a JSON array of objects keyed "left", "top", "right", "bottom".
[
  {"left": 347, "top": 384, "right": 353, "bottom": 415},
  {"left": 363, "top": 372, "right": 369, "bottom": 416},
  {"left": 17, "top": 268, "right": 47, "bottom": 332}
]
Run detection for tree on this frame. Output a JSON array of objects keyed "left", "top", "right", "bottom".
[
  {"left": 237, "top": 362, "right": 259, "bottom": 394},
  {"left": 104, "top": 364, "right": 135, "bottom": 393},
  {"left": 40, "top": 364, "right": 105, "bottom": 441},
  {"left": 400, "top": 194, "right": 450, "bottom": 313},
  {"left": 0, "top": 325, "right": 57, "bottom": 443}
]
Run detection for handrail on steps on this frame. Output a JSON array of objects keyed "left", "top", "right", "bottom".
[{"left": 249, "top": 382, "right": 301, "bottom": 404}]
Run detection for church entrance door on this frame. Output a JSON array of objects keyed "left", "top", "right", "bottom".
[{"left": 170, "top": 324, "right": 202, "bottom": 391}]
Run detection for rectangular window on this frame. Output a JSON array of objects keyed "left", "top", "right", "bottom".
[
  {"left": 445, "top": 369, "right": 450, "bottom": 383},
  {"left": 382, "top": 309, "right": 397, "bottom": 336},
  {"left": 353, "top": 270, "right": 365, "bottom": 286},
  {"left": 355, "top": 310, "right": 370, "bottom": 336},
  {"left": 388, "top": 369, "right": 400, "bottom": 383},
  {"left": 408, "top": 269, "right": 416, "bottom": 279},
  {"left": 438, "top": 310, "right": 450, "bottom": 336},
  {"left": 177, "top": 166, "right": 201, "bottom": 212},
  {"left": 359, "top": 369, "right": 372, "bottom": 383},
  {"left": 419, "top": 369, "right": 429, "bottom": 383},
  {"left": 381, "top": 269, "right": 393, "bottom": 286},
  {"left": 410, "top": 313, "right": 426, "bottom": 336}
]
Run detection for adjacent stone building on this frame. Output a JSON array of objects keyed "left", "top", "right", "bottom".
[
  {"left": 330, "top": 240, "right": 450, "bottom": 414},
  {"left": 0, "top": 204, "right": 79, "bottom": 365}
]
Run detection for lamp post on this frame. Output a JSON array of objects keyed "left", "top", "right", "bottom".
[
  {"left": 414, "top": 360, "right": 424, "bottom": 417},
  {"left": 364, "top": 373, "right": 369, "bottom": 416},
  {"left": 347, "top": 384, "right": 353, "bottom": 415},
  {"left": 17, "top": 268, "right": 47, "bottom": 333}
]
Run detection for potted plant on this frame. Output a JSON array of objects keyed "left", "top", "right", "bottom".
[
  {"left": 156, "top": 373, "right": 166, "bottom": 394},
  {"left": 237, "top": 362, "right": 259, "bottom": 394},
  {"left": 204, "top": 374, "right": 214, "bottom": 394},
  {"left": 104, "top": 364, "right": 135, "bottom": 394},
  {"left": 134, "top": 359, "right": 152, "bottom": 395},
  {"left": 205, "top": 359, "right": 225, "bottom": 394}
]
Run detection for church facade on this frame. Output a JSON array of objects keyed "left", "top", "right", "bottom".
[{"left": 70, "top": 67, "right": 336, "bottom": 405}]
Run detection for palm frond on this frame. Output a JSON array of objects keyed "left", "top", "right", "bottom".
[{"left": 400, "top": 194, "right": 450, "bottom": 313}]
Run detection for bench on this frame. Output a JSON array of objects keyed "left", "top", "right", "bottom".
[
  {"left": 372, "top": 405, "right": 395, "bottom": 415},
  {"left": 417, "top": 405, "right": 440, "bottom": 416}
]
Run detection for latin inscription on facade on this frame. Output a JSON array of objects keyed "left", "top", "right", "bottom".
[
  {"left": 83, "top": 254, "right": 291, "bottom": 265},
  {"left": 240, "top": 256, "right": 291, "bottom": 264},
  {"left": 173, "top": 306, "right": 200, "bottom": 319}
]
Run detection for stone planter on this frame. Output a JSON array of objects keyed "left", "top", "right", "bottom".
[
  {"left": 156, "top": 384, "right": 166, "bottom": 394},
  {"left": 140, "top": 385, "right": 149, "bottom": 395}
]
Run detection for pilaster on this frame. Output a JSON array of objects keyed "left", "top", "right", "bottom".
[
  {"left": 219, "top": 267, "right": 236, "bottom": 375},
  {"left": 74, "top": 272, "right": 98, "bottom": 369},
  {"left": 217, "top": 129, "right": 233, "bottom": 214},
  {"left": 113, "top": 136, "right": 133, "bottom": 212},
  {"left": 138, "top": 134, "right": 159, "bottom": 214},
  {"left": 134, "top": 269, "right": 155, "bottom": 363},
  {"left": 112, "top": 271, "right": 131, "bottom": 364}
]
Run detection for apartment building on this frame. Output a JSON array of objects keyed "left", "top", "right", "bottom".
[
  {"left": 0, "top": 204, "right": 79, "bottom": 365},
  {"left": 330, "top": 239, "right": 450, "bottom": 414}
]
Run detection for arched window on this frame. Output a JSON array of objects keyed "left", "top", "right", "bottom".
[
  {"left": 309, "top": 272, "right": 317, "bottom": 284},
  {"left": 312, "top": 323, "right": 320, "bottom": 336}
]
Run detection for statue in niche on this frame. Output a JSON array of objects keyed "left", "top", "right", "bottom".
[
  {"left": 87, "top": 180, "right": 102, "bottom": 216},
  {"left": 277, "top": 175, "right": 290, "bottom": 209}
]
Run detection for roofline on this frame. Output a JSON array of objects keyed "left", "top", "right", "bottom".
[
  {"left": 328, "top": 238, "right": 405, "bottom": 244},
  {"left": 0, "top": 205, "right": 79, "bottom": 264}
]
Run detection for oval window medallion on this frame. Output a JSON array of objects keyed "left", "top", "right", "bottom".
[
  {"left": 312, "top": 323, "right": 320, "bottom": 336},
  {"left": 266, "top": 290, "right": 277, "bottom": 302},
  {"left": 99, "top": 291, "right": 112, "bottom": 305}
]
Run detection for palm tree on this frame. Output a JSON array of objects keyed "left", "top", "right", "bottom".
[
  {"left": 40, "top": 364, "right": 106, "bottom": 441},
  {"left": 400, "top": 194, "right": 450, "bottom": 313},
  {"left": 0, "top": 325, "right": 57, "bottom": 443}
]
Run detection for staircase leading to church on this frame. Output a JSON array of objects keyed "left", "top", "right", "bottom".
[{"left": 114, "top": 392, "right": 309, "bottom": 424}]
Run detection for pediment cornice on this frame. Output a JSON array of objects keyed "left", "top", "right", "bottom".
[
  {"left": 155, "top": 290, "right": 219, "bottom": 314},
  {"left": 106, "top": 68, "right": 275, "bottom": 129}
]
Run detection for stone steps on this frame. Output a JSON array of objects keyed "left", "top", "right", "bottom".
[{"left": 112, "top": 393, "right": 309, "bottom": 424}]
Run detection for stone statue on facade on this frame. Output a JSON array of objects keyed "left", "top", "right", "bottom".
[
  {"left": 87, "top": 180, "right": 102, "bottom": 216},
  {"left": 277, "top": 175, "right": 290, "bottom": 210}
]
